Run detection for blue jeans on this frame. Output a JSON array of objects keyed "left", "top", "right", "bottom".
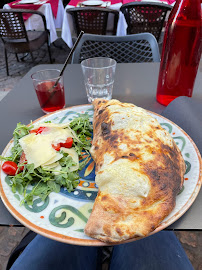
[{"left": 11, "top": 231, "right": 194, "bottom": 270}]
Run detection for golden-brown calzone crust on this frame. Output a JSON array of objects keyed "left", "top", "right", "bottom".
[{"left": 85, "top": 99, "right": 185, "bottom": 243}]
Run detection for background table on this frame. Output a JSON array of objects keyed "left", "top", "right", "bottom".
[
  {"left": 0, "top": 62, "right": 202, "bottom": 230},
  {"left": 61, "top": 0, "right": 175, "bottom": 48},
  {"left": 61, "top": 3, "right": 126, "bottom": 48},
  {"left": 4, "top": 0, "right": 64, "bottom": 43}
]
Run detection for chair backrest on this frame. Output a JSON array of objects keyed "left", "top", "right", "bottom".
[
  {"left": 71, "top": 33, "right": 160, "bottom": 63},
  {"left": 66, "top": 7, "right": 119, "bottom": 36},
  {"left": 0, "top": 9, "right": 27, "bottom": 40},
  {"left": 0, "top": 9, "right": 47, "bottom": 41},
  {"left": 120, "top": 2, "right": 172, "bottom": 42}
]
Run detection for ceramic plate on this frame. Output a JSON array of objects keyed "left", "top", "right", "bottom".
[
  {"left": 0, "top": 105, "right": 201, "bottom": 246},
  {"left": 82, "top": 0, "right": 104, "bottom": 6}
]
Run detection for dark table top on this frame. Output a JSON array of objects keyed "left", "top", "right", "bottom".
[{"left": 0, "top": 62, "right": 202, "bottom": 229}]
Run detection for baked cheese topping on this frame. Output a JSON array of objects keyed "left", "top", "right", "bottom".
[{"left": 96, "top": 159, "right": 150, "bottom": 200}]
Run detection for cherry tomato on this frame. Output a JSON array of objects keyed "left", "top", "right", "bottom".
[
  {"left": 30, "top": 127, "right": 49, "bottom": 135},
  {"left": 2, "top": 161, "right": 18, "bottom": 176},
  {"left": 19, "top": 152, "right": 27, "bottom": 171},
  {"left": 52, "top": 138, "right": 73, "bottom": 151},
  {"left": 52, "top": 143, "right": 61, "bottom": 151},
  {"left": 60, "top": 138, "right": 73, "bottom": 148}
]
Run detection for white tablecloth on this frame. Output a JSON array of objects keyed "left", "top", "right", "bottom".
[
  {"left": 4, "top": 0, "right": 64, "bottom": 43},
  {"left": 61, "top": 3, "right": 127, "bottom": 48},
  {"left": 61, "top": 1, "right": 175, "bottom": 48}
]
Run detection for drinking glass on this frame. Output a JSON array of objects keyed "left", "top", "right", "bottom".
[
  {"left": 31, "top": 69, "right": 65, "bottom": 114},
  {"left": 81, "top": 57, "right": 117, "bottom": 103}
]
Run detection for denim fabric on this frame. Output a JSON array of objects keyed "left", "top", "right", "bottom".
[
  {"left": 109, "top": 231, "right": 194, "bottom": 270},
  {"left": 11, "top": 231, "right": 194, "bottom": 270},
  {"left": 10, "top": 235, "right": 99, "bottom": 270}
]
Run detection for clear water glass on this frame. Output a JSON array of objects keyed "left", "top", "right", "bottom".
[{"left": 81, "top": 57, "right": 117, "bottom": 103}]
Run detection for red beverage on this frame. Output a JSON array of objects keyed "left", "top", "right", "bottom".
[
  {"left": 156, "top": 0, "right": 202, "bottom": 106},
  {"left": 35, "top": 81, "right": 65, "bottom": 113}
]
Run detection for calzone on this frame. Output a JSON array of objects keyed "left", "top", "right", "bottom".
[{"left": 85, "top": 99, "right": 185, "bottom": 243}]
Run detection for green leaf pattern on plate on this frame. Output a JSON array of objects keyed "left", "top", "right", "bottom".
[
  {"left": 161, "top": 123, "right": 191, "bottom": 176},
  {"left": 2, "top": 105, "right": 199, "bottom": 241},
  {"left": 24, "top": 197, "right": 49, "bottom": 213},
  {"left": 49, "top": 205, "right": 88, "bottom": 228}
]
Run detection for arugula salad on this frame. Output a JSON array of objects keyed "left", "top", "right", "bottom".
[{"left": 0, "top": 117, "right": 92, "bottom": 206}]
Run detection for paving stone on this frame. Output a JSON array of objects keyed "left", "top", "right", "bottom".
[
  {"left": 0, "top": 38, "right": 70, "bottom": 92},
  {"left": 0, "top": 227, "right": 29, "bottom": 269},
  {"left": 175, "top": 231, "right": 202, "bottom": 270},
  {"left": 176, "top": 231, "right": 197, "bottom": 248},
  {"left": 0, "top": 241, "right": 16, "bottom": 257}
]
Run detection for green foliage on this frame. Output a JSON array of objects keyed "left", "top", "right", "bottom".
[
  {"left": 69, "top": 116, "right": 93, "bottom": 155},
  {"left": 3, "top": 117, "right": 92, "bottom": 206}
]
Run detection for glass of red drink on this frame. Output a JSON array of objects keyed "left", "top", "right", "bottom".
[{"left": 31, "top": 69, "right": 65, "bottom": 114}]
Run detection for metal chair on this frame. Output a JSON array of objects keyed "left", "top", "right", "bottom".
[
  {"left": 0, "top": 9, "right": 52, "bottom": 76},
  {"left": 71, "top": 33, "right": 160, "bottom": 63},
  {"left": 120, "top": 2, "right": 172, "bottom": 42},
  {"left": 66, "top": 7, "right": 119, "bottom": 36}
]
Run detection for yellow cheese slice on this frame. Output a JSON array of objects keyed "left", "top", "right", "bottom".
[
  {"left": 19, "top": 126, "right": 73, "bottom": 168},
  {"left": 42, "top": 152, "right": 63, "bottom": 166},
  {"left": 19, "top": 133, "right": 56, "bottom": 168},
  {"left": 42, "top": 162, "right": 62, "bottom": 175},
  {"left": 42, "top": 162, "right": 60, "bottom": 169},
  {"left": 34, "top": 122, "right": 70, "bottom": 129},
  {"left": 32, "top": 122, "right": 82, "bottom": 145}
]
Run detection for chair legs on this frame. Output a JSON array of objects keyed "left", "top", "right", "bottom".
[
  {"left": 30, "top": 52, "right": 34, "bottom": 62},
  {"left": 3, "top": 40, "right": 53, "bottom": 76},
  {"left": 47, "top": 41, "right": 53, "bottom": 63},
  {"left": 4, "top": 48, "right": 9, "bottom": 76},
  {"left": 15, "top": 53, "right": 19, "bottom": 62}
]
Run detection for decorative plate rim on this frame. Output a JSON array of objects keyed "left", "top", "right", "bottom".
[{"left": 0, "top": 104, "right": 201, "bottom": 246}]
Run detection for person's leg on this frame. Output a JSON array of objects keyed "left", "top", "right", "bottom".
[
  {"left": 10, "top": 235, "right": 99, "bottom": 270},
  {"left": 109, "top": 231, "right": 194, "bottom": 270}
]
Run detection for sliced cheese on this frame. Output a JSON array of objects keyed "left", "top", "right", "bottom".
[
  {"left": 19, "top": 127, "right": 73, "bottom": 168},
  {"left": 33, "top": 122, "right": 70, "bottom": 129},
  {"left": 42, "top": 161, "right": 60, "bottom": 169},
  {"left": 42, "top": 152, "right": 63, "bottom": 166},
  {"left": 31, "top": 122, "right": 83, "bottom": 144},
  {"left": 19, "top": 133, "right": 56, "bottom": 168},
  {"left": 42, "top": 162, "right": 62, "bottom": 175},
  {"left": 60, "top": 147, "right": 79, "bottom": 172}
]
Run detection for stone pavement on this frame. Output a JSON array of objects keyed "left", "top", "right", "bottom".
[
  {"left": 0, "top": 38, "right": 70, "bottom": 96},
  {"left": 0, "top": 39, "right": 202, "bottom": 270}
]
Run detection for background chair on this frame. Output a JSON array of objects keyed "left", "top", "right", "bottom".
[
  {"left": 120, "top": 2, "right": 172, "bottom": 42},
  {"left": 66, "top": 7, "right": 119, "bottom": 36},
  {"left": 0, "top": 9, "right": 52, "bottom": 76},
  {"left": 71, "top": 33, "right": 160, "bottom": 63}
]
